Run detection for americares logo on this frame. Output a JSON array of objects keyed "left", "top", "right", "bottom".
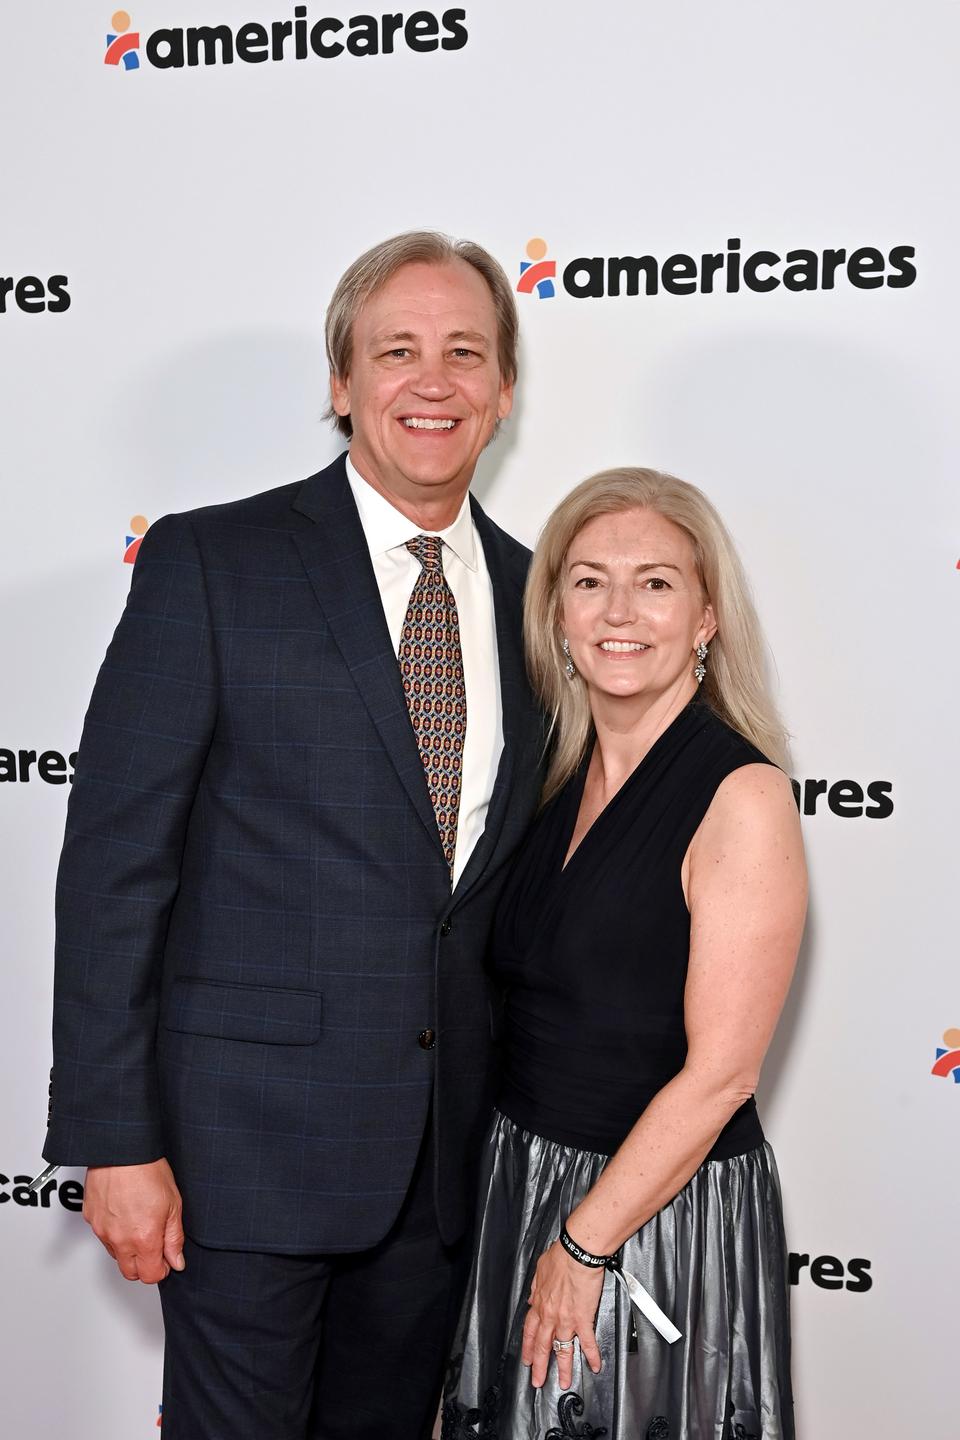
[
  {"left": 105, "top": 9, "right": 140, "bottom": 67},
  {"left": 0, "top": 748, "right": 77, "bottom": 784},
  {"left": 790, "top": 777, "right": 893, "bottom": 819},
  {"left": 0, "top": 274, "right": 70, "bottom": 315},
  {"left": 788, "top": 1251, "right": 872, "bottom": 1293},
  {"left": 125, "top": 514, "right": 150, "bottom": 564},
  {"left": 0, "top": 1170, "right": 83, "bottom": 1211},
  {"left": 932, "top": 1028, "right": 960, "bottom": 1082},
  {"left": 102, "top": 6, "right": 468, "bottom": 70},
  {"left": 515, "top": 234, "right": 916, "bottom": 299},
  {"left": 518, "top": 238, "right": 556, "bottom": 299}
]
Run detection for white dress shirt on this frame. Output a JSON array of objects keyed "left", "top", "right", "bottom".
[{"left": 346, "top": 454, "right": 503, "bottom": 888}]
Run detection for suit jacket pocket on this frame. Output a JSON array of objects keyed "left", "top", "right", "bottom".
[{"left": 163, "top": 978, "right": 323, "bottom": 1045}]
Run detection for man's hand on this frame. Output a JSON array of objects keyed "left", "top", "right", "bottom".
[{"left": 83, "top": 1159, "right": 185, "bottom": 1284}]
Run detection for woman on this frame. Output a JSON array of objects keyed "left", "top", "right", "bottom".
[{"left": 442, "top": 469, "right": 806, "bottom": 1440}]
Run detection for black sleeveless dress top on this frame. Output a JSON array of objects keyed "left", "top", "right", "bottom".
[{"left": 493, "top": 697, "right": 773, "bottom": 1161}]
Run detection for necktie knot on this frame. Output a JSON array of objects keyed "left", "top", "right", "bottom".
[{"left": 406, "top": 534, "right": 444, "bottom": 574}]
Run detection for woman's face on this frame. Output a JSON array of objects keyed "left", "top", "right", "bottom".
[{"left": 560, "top": 506, "right": 716, "bottom": 710}]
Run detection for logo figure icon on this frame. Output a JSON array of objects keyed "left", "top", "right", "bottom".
[
  {"left": 157, "top": 1402, "right": 163, "bottom": 1427},
  {"left": 518, "top": 237, "right": 556, "bottom": 299},
  {"left": 931, "top": 1027, "right": 960, "bottom": 1082},
  {"left": 124, "top": 514, "right": 149, "bottom": 565},
  {"left": 105, "top": 10, "right": 140, "bottom": 69}
]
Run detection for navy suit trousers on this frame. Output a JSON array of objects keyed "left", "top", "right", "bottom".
[{"left": 159, "top": 1117, "right": 466, "bottom": 1439}]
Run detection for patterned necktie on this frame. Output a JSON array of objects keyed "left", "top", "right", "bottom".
[{"left": 398, "top": 534, "right": 467, "bottom": 877}]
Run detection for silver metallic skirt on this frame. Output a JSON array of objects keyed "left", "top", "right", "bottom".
[{"left": 442, "top": 1112, "right": 793, "bottom": 1440}]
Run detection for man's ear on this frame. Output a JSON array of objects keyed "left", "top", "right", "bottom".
[{"left": 330, "top": 371, "right": 351, "bottom": 419}]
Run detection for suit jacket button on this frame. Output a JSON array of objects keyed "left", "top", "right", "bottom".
[
  {"left": 440, "top": 919, "right": 452, "bottom": 937},
  {"left": 418, "top": 1028, "right": 436, "bottom": 1050}
]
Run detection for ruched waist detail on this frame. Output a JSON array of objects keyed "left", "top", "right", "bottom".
[{"left": 498, "top": 999, "right": 764, "bottom": 1160}]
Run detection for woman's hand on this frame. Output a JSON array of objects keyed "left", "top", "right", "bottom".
[{"left": 521, "top": 1239, "right": 604, "bottom": 1390}]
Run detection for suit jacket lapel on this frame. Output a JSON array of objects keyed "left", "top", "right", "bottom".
[{"left": 291, "top": 456, "right": 445, "bottom": 860}]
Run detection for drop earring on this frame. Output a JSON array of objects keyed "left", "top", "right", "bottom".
[
  {"left": 562, "top": 638, "right": 576, "bottom": 679},
  {"left": 694, "top": 641, "right": 708, "bottom": 685}
]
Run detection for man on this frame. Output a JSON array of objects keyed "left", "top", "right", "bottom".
[{"left": 44, "top": 232, "right": 544, "bottom": 1438}]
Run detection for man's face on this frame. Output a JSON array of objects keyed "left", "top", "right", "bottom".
[{"left": 330, "top": 260, "right": 513, "bottom": 515}]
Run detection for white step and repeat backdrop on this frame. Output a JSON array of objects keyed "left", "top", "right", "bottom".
[{"left": 2, "top": 2, "right": 957, "bottom": 1435}]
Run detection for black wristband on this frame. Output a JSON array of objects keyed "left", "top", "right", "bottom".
[{"left": 559, "top": 1225, "right": 616, "bottom": 1270}]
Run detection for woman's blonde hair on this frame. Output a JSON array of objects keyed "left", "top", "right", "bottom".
[{"left": 524, "top": 467, "right": 788, "bottom": 801}]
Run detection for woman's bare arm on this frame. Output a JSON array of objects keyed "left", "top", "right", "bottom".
[{"left": 566, "top": 762, "right": 807, "bottom": 1254}]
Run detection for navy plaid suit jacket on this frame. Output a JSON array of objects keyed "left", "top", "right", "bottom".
[{"left": 44, "top": 455, "right": 544, "bottom": 1252}]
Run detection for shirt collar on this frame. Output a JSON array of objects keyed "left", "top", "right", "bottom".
[{"left": 346, "top": 451, "right": 478, "bottom": 570}]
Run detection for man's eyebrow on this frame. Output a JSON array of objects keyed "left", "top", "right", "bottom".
[
  {"left": 568, "top": 559, "right": 683, "bottom": 573},
  {"left": 370, "top": 329, "right": 417, "bottom": 346},
  {"left": 368, "top": 328, "right": 492, "bottom": 347}
]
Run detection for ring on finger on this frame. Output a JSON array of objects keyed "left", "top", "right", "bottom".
[{"left": 552, "top": 1337, "right": 575, "bottom": 1353}]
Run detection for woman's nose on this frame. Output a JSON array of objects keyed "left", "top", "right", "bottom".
[{"left": 603, "top": 584, "right": 637, "bottom": 623}]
